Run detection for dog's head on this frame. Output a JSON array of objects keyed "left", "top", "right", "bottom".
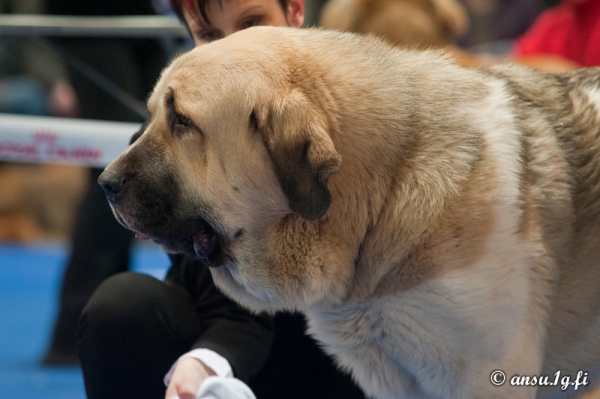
[{"left": 99, "top": 27, "right": 349, "bottom": 311}]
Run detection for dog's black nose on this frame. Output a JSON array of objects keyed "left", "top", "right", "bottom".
[{"left": 98, "top": 169, "right": 126, "bottom": 203}]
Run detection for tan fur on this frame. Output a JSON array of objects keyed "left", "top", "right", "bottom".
[{"left": 103, "top": 27, "right": 600, "bottom": 399}]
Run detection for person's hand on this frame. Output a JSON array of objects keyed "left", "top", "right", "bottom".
[
  {"left": 165, "top": 357, "right": 217, "bottom": 399},
  {"left": 49, "top": 79, "right": 79, "bottom": 117}
]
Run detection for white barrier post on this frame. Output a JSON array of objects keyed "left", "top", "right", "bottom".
[{"left": 0, "top": 113, "right": 139, "bottom": 167}]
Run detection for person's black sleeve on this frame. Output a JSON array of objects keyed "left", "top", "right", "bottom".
[{"left": 165, "top": 254, "right": 274, "bottom": 383}]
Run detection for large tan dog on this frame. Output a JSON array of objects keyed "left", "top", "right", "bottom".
[{"left": 99, "top": 27, "right": 600, "bottom": 399}]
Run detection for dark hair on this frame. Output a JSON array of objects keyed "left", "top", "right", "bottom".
[{"left": 169, "top": 0, "right": 290, "bottom": 26}]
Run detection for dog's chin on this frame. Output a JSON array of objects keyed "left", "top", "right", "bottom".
[
  {"left": 113, "top": 208, "right": 232, "bottom": 267},
  {"left": 111, "top": 198, "right": 233, "bottom": 267},
  {"left": 148, "top": 233, "right": 232, "bottom": 268}
]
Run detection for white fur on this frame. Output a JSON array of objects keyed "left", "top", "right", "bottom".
[{"left": 307, "top": 78, "right": 543, "bottom": 399}]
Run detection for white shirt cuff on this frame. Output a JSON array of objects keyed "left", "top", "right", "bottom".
[
  {"left": 194, "top": 375, "right": 257, "bottom": 399},
  {"left": 164, "top": 348, "right": 233, "bottom": 387}
]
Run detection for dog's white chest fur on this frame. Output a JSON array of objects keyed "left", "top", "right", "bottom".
[
  {"left": 306, "top": 82, "right": 546, "bottom": 399},
  {"left": 307, "top": 243, "right": 537, "bottom": 399}
]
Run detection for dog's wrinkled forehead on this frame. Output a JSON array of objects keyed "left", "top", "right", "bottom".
[
  {"left": 147, "top": 52, "right": 216, "bottom": 116},
  {"left": 148, "top": 56, "right": 242, "bottom": 121},
  {"left": 148, "top": 29, "right": 293, "bottom": 115}
]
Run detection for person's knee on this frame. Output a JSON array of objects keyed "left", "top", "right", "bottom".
[
  {"left": 77, "top": 272, "right": 181, "bottom": 398},
  {"left": 77, "top": 272, "right": 166, "bottom": 345}
]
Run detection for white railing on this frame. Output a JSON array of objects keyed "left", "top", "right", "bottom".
[
  {"left": 0, "top": 15, "right": 186, "bottom": 165},
  {"left": 0, "top": 14, "right": 188, "bottom": 38},
  {"left": 0, "top": 113, "right": 138, "bottom": 167}
]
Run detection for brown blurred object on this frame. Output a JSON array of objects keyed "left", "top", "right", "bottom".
[
  {"left": 320, "top": 0, "right": 469, "bottom": 49},
  {"left": 514, "top": 54, "right": 581, "bottom": 73},
  {"left": 319, "top": 0, "right": 580, "bottom": 73},
  {"left": 444, "top": 47, "right": 581, "bottom": 72},
  {"left": 0, "top": 163, "right": 87, "bottom": 242}
]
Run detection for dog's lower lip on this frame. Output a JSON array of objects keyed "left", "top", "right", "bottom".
[
  {"left": 135, "top": 232, "right": 153, "bottom": 241},
  {"left": 193, "top": 227, "right": 217, "bottom": 260}
]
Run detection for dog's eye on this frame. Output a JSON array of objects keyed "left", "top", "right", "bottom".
[{"left": 176, "top": 112, "right": 192, "bottom": 127}]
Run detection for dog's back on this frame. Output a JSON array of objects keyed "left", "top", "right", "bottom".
[{"left": 449, "top": 64, "right": 600, "bottom": 392}]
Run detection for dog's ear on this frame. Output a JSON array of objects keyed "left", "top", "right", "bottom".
[{"left": 259, "top": 89, "right": 341, "bottom": 221}]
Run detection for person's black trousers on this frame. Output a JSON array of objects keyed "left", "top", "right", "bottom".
[
  {"left": 77, "top": 273, "right": 367, "bottom": 399},
  {"left": 78, "top": 272, "right": 202, "bottom": 399}
]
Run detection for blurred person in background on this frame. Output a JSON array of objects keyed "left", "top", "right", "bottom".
[
  {"left": 0, "top": 0, "right": 78, "bottom": 116},
  {"left": 43, "top": 0, "right": 170, "bottom": 366},
  {"left": 0, "top": 0, "right": 84, "bottom": 243},
  {"left": 0, "top": 38, "right": 77, "bottom": 116},
  {"left": 513, "top": 0, "right": 600, "bottom": 67}
]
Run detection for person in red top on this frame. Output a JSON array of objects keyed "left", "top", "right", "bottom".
[{"left": 514, "top": 0, "right": 600, "bottom": 67}]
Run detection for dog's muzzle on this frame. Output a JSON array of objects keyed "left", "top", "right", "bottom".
[{"left": 97, "top": 167, "right": 224, "bottom": 267}]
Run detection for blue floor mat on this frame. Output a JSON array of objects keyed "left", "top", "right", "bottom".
[{"left": 0, "top": 242, "right": 169, "bottom": 399}]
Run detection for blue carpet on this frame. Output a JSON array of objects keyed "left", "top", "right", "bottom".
[{"left": 0, "top": 242, "right": 170, "bottom": 399}]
